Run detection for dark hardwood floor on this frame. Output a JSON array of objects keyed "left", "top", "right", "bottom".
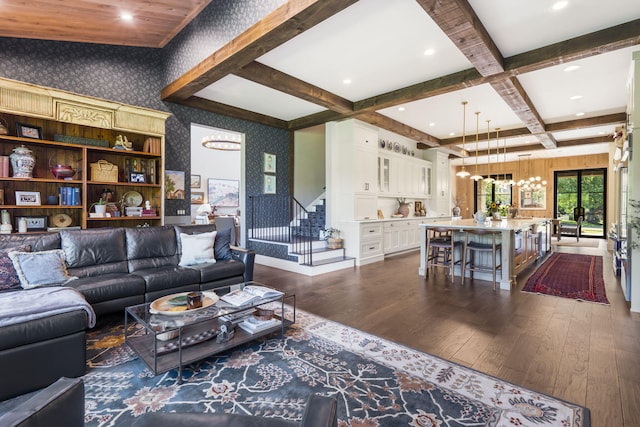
[{"left": 253, "top": 240, "right": 640, "bottom": 427}]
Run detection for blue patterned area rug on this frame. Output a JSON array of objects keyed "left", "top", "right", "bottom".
[{"left": 84, "top": 308, "right": 589, "bottom": 427}]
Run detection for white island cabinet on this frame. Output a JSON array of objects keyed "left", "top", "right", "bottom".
[{"left": 418, "top": 218, "right": 550, "bottom": 290}]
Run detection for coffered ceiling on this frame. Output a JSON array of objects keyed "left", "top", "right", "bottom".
[{"left": 3, "top": 0, "right": 640, "bottom": 163}]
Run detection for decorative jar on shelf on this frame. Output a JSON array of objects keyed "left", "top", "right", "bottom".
[{"left": 10, "top": 145, "right": 35, "bottom": 178}]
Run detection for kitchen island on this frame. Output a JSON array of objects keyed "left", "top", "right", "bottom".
[{"left": 418, "top": 218, "right": 550, "bottom": 290}]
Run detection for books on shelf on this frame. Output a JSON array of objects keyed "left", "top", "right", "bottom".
[
  {"left": 219, "top": 285, "right": 284, "bottom": 307},
  {"left": 238, "top": 317, "right": 281, "bottom": 334},
  {"left": 58, "top": 186, "right": 80, "bottom": 206},
  {"left": 219, "top": 308, "right": 255, "bottom": 324}
]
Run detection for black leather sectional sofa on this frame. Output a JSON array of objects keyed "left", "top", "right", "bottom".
[{"left": 0, "top": 223, "right": 255, "bottom": 401}]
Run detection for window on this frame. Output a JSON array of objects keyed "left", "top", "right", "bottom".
[{"left": 474, "top": 175, "right": 513, "bottom": 213}]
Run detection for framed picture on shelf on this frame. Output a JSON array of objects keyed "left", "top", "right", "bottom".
[
  {"left": 264, "top": 174, "right": 276, "bottom": 194},
  {"left": 129, "top": 172, "right": 146, "bottom": 183},
  {"left": 14, "top": 216, "right": 47, "bottom": 232},
  {"left": 16, "top": 123, "right": 43, "bottom": 139},
  {"left": 190, "top": 174, "right": 201, "bottom": 188},
  {"left": 208, "top": 178, "right": 239, "bottom": 207},
  {"left": 191, "top": 192, "right": 205, "bottom": 204},
  {"left": 263, "top": 153, "right": 276, "bottom": 173},
  {"left": 15, "top": 191, "right": 41, "bottom": 206}
]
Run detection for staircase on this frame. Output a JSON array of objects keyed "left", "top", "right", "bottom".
[{"left": 248, "top": 196, "right": 355, "bottom": 276}]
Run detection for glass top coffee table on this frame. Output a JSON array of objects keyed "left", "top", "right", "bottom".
[{"left": 125, "top": 281, "right": 295, "bottom": 382}]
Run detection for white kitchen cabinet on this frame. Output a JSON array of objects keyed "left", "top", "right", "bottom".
[
  {"left": 423, "top": 149, "right": 450, "bottom": 217},
  {"left": 327, "top": 119, "right": 379, "bottom": 223},
  {"left": 340, "top": 220, "right": 384, "bottom": 265},
  {"left": 383, "top": 219, "right": 422, "bottom": 255}
]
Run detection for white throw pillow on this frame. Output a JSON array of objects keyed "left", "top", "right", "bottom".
[
  {"left": 179, "top": 231, "right": 217, "bottom": 266},
  {"left": 8, "top": 249, "right": 78, "bottom": 289}
]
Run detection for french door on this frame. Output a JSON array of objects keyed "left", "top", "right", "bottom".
[{"left": 554, "top": 168, "right": 606, "bottom": 238}]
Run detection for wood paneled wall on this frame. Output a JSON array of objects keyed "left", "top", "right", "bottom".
[{"left": 452, "top": 153, "right": 609, "bottom": 220}]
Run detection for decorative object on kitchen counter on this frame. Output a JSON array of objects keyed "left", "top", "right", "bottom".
[{"left": 397, "top": 198, "right": 411, "bottom": 218}]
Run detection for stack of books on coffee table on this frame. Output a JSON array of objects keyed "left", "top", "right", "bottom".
[{"left": 238, "top": 317, "right": 281, "bottom": 334}]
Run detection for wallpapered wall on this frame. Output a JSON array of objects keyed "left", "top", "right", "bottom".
[
  {"left": 163, "top": 0, "right": 286, "bottom": 85},
  {"left": 0, "top": 36, "right": 290, "bottom": 217}
]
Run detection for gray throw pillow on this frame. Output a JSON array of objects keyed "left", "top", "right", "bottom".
[
  {"left": 0, "top": 245, "right": 31, "bottom": 292},
  {"left": 214, "top": 228, "right": 233, "bottom": 260},
  {"left": 8, "top": 249, "right": 78, "bottom": 289}
]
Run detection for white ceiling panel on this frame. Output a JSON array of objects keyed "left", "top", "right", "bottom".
[
  {"left": 469, "top": 0, "right": 640, "bottom": 57},
  {"left": 377, "top": 84, "right": 525, "bottom": 139},
  {"left": 256, "top": 0, "right": 472, "bottom": 101},
  {"left": 517, "top": 47, "right": 636, "bottom": 123},
  {"left": 195, "top": 75, "right": 327, "bottom": 121}
]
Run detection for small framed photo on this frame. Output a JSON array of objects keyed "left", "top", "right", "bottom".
[
  {"left": 15, "top": 216, "right": 48, "bottom": 232},
  {"left": 191, "top": 192, "right": 205, "bottom": 204},
  {"left": 264, "top": 174, "right": 276, "bottom": 194},
  {"left": 190, "top": 174, "right": 201, "bottom": 188},
  {"left": 129, "top": 172, "right": 146, "bottom": 183},
  {"left": 263, "top": 153, "right": 276, "bottom": 173},
  {"left": 15, "top": 191, "right": 41, "bottom": 206},
  {"left": 16, "top": 123, "right": 43, "bottom": 139}
]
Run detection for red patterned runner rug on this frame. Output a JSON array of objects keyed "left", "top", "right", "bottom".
[{"left": 522, "top": 253, "right": 609, "bottom": 304}]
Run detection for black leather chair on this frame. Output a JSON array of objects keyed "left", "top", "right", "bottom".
[
  {"left": 131, "top": 393, "right": 338, "bottom": 427},
  {"left": 0, "top": 377, "right": 84, "bottom": 427}
]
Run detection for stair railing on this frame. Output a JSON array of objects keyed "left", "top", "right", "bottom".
[{"left": 249, "top": 195, "right": 314, "bottom": 265}]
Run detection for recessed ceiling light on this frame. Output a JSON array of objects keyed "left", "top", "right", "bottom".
[
  {"left": 569, "top": 95, "right": 583, "bottom": 100},
  {"left": 423, "top": 49, "right": 435, "bottom": 56},
  {"left": 552, "top": 1, "right": 568, "bottom": 10},
  {"left": 563, "top": 65, "right": 580, "bottom": 72},
  {"left": 342, "top": 79, "right": 352, "bottom": 85},
  {"left": 576, "top": 112, "right": 585, "bottom": 116},
  {"left": 398, "top": 107, "right": 405, "bottom": 112},
  {"left": 120, "top": 12, "right": 134, "bottom": 22},
  {"left": 449, "top": 132, "right": 455, "bottom": 136},
  {"left": 429, "top": 122, "right": 435, "bottom": 127}
]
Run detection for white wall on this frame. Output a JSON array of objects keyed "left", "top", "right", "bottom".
[
  {"left": 190, "top": 123, "right": 243, "bottom": 218},
  {"left": 294, "top": 125, "right": 325, "bottom": 208}
]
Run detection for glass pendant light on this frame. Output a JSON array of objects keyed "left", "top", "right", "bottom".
[
  {"left": 456, "top": 101, "right": 470, "bottom": 178},
  {"left": 470, "top": 111, "right": 483, "bottom": 181}
]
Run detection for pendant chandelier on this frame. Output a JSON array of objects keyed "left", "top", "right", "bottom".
[
  {"left": 456, "top": 101, "right": 470, "bottom": 178},
  {"left": 484, "top": 120, "right": 494, "bottom": 183},
  {"left": 517, "top": 154, "right": 547, "bottom": 189},
  {"left": 469, "top": 111, "right": 483, "bottom": 181},
  {"left": 202, "top": 131, "right": 242, "bottom": 151}
]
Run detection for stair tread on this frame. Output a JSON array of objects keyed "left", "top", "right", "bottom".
[
  {"left": 311, "top": 256, "right": 354, "bottom": 266},
  {"left": 290, "top": 247, "right": 341, "bottom": 256}
]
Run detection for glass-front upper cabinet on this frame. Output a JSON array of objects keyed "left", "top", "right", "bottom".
[{"left": 378, "top": 156, "right": 390, "bottom": 193}]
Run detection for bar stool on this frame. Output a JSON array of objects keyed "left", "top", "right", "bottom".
[
  {"left": 425, "top": 227, "right": 462, "bottom": 283},
  {"left": 461, "top": 228, "right": 502, "bottom": 290}
]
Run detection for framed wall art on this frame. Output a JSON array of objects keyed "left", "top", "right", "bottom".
[
  {"left": 263, "top": 152, "right": 276, "bottom": 173},
  {"left": 165, "top": 170, "right": 185, "bottom": 199},
  {"left": 208, "top": 178, "right": 239, "bottom": 207},
  {"left": 190, "top": 174, "right": 201, "bottom": 188},
  {"left": 190, "top": 192, "right": 205, "bottom": 204},
  {"left": 264, "top": 174, "right": 276, "bottom": 194},
  {"left": 519, "top": 187, "right": 546, "bottom": 210}
]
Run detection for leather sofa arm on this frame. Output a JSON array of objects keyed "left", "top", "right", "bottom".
[
  {"left": 300, "top": 394, "right": 338, "bottom": 427},
  {"left": 0, "top": 377, "right": 84, "bottom": 427},
  {"left": 231, "top": 246, "right": 255, "bottom": 282}
]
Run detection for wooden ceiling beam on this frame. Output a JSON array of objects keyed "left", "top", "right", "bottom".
[
  {"left": 356, "top": 112, "right": 443, "bottom": 148},
  {"left": 416, "top": 0, "right": 504, "bottom": 76},
  {"left": 236, "top": 61, "right": 353, "bottom": 114},
  {"left": 161, "top": 0, "right": 358, "bottom": 102},
  {"left": 545, "top": 112, "right": 626, "bottom": 132},
  {"left": 180, "top": 96, "right": 288, "bottom": 129}
]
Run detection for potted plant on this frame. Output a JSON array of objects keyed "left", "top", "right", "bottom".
[
  {"left": 322, "top": 227, "right": 343, "bottom": 249},
  {"left": 89, "top": 198, "right": 107, "bottom": 216}
]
